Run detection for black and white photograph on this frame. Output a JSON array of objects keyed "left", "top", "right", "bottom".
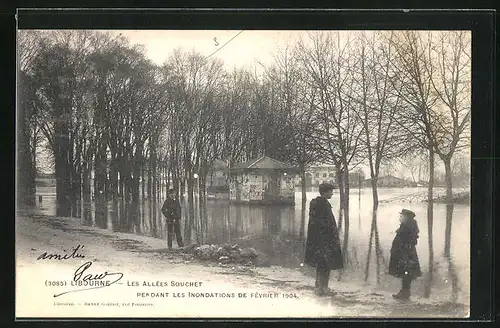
[{"left": 16, "top": 26, "right": 472, "bottom": 318}]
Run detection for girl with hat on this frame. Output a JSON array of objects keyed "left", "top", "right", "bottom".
[{"left": 388, "top": 209, "right": 422, "bottom": 300}]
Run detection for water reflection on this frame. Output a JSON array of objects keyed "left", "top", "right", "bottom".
[
  {"left": 364, "top": 210, "right": 386, "bottom": 285},
  {"left": 35, "top": 187, "right": 470, "bottom": 305}
]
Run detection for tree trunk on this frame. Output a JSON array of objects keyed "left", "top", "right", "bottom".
[
  {"left": 17, "top": 74, "right": 36, "bottom": 207},
  {"left": 342, "top": 168, "right": 350, "bottom": 266},
  {"left": 423, "top": 149, "right": 435, "bottom": 298},
  {"left": 358, "top": 174, "right": 362, "bottom": 229},
  {"left": 94, "top": 148, "right": 108, "bottom": 230},
  {"left": 335, "top": 163, "right": 344, "bottom": 231},
  {"left": 299, "top": 166, "right": 306, "bottom": 239},
  {"left": 148, "top": 149, "right": 157, "bottom": 237},
  {"left": 180, "top": 179, "right": 186, "bottom": 198},
  {"left": 111, "top": 197, "right": 119, "bottom": 230},
  {"left": 109, "top": 150, "right": 118, "bottom": 200},
  {"left": 443, "top": 158, "right": 454, "bottom": 258},
  {"left": 374, "top": 211, "right": 381, "bottom": 284},
  {"left": 364, "top": 211, "right": 376, "bottom": 281},
  {"left": 198, "top": 173, "right": 205, "bottom": 244},
  {"left": 147, "top": 156, "right": 152, "bottom": 199},
  {"left": 71, "top": 166, "right": 82, "bottom": 218},
  {"left": 187, "top": 173, "right": 196, "bottom": 244},
  {"left": 82, "top": 160, "right": 92, "bottom": 225},
  {"left": 151, "top": 149, "right": 158, "bottom": 238},
  {"left": 141, "top": 163, "right": 146, "bottom": 201},
  {"left": 370, "top": 176, "right": 379, "bottom": 210},
  {"left": 54, "top": 151, "right": 71, "bottom": 217},
  {"left": 133, "top": 144, "right": 143, "bottom": 203}
]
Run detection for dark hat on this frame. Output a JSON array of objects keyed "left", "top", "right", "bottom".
[
  {"left": 400, "top": 209, "right": 416, "bottom": 218},
  {"left": 319, "top": 182, "right": 335, "bottom": 194}
]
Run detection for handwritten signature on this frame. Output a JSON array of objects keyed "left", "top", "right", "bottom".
[
  {"left": 37, "top": 244, "right": 85, "bottom": 261},
  {"left": 53, "top": 261, "right": 124, "bottom": 298}
]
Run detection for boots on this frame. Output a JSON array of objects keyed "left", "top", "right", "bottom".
[
  {"left": 315, "top": 273, "right": 327, "bottom": 296},
  {"left": 315, "top": 267, "right": 333, "bottom": 296},
  {"left": 392, "top": 289, "right": 410, "bottom": 300},
  {"left": 393, "top": 277, "right": 412, "bottom": 300}
]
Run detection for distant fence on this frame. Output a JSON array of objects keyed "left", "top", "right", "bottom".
[{"left": 379, "top": 187, "right": 470, "bottom": 204}]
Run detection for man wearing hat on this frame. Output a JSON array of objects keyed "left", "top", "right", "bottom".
[
  {"left": 304, "top": 182, "right": 343, "bottom": 296},
  {"left": 389, "top": 208, "right": 422, "bottom": 300},
  {"left": 161, "top": 189, "right": 184, "bottom": 249}
]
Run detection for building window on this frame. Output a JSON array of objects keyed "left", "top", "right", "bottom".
[{"left": 322, "top": 173, "right": 327, "bottom": 178}]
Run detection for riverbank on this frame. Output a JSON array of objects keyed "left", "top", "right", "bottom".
[{"left": 15, "top": 209, "right": 468, "bottom": 318}]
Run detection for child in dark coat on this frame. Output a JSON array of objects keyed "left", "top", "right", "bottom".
[{"left": 388, "top": 209, "right": 422, "bottom": 300}]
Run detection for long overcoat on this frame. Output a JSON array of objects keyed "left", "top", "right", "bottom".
[
  {"left": 161, "top": 197, "right": 181, "bottom": 223},
  {"left": 388, "top": 217, "right": 422, "bottom": 279},
  {"left": 304, "top": 196, "right": 343, "bottom": 270}
]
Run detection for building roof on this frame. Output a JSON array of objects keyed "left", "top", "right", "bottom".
[
  {"left": 211, "top": 159, "right": 228, "bottom": 170},
  {"left": 231, "top": 155, "right": 298, "bottom": 171}
]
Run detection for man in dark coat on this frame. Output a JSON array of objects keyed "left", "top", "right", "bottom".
[
  {"left": 161, "top": 189, "right": 184, "bottom": 249},
  {"left": 389, "top": 208, "right": 422, "bottom": 300},
  {"left": 304, "top": 182, "right": 343, "bottom": 296}
]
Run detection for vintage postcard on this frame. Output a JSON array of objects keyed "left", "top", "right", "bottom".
[{"left": 16, "top": 28, "right": 471, "bottom": 318}]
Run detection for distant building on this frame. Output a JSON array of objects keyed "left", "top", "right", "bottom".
[
  {"left": 296, "top": 165, "right": 336, "bottom": 187},
  {"left": 349, "top": 171, "right": 365, "bottom": 187},
  {"left": 364, "top": 175, "right": 417, "bottom": 188},
  {"left": 295, "top": 167, "right": 364, "bottom": 188},
  {"left": 36, "top": 172, "right": 56, "bottom": 179},
  {"left": 229, "top": 156, "right": 301, "bottom": 205},
  {"left": 207, "top": 159, "right": 229, "bottom": 193}
]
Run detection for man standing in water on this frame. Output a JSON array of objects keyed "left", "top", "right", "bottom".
[
  {"left": 161, "top": 189, "right": 184, "bottom": 249},
  {"left": 304, "top": 182, "right": 343, "bottom": 296}
]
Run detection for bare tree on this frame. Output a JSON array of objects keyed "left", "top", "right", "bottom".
[
  {"left": 351, "top": 31, "right": 413, "bottom": 209},
  {"left": 31, "top": 30, "right": 98, "bottom": 216},
  {"left": 17, "top": 30, "right": 52, "bottom": 207},
  {"left": 262, "top": 45, "right": 320, "bottom": 237},
  {"left": 397, "top": 151, "right": 430, "bottom": 183},
  {"left": 389, "top": 31, "right": 441, "bottom": 298},
  {"left": 297, "top": 31, "right": 365, "bottom": 268},
  {"left": 426, "top": 31, "right": 471, "bottom": 257}
]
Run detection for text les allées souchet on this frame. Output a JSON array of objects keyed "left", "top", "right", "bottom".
[{"left": 127, "top": 280, "right": 203, "bottom": 287}]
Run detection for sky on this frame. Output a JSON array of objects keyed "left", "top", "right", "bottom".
[{"left": 108, "top": 30, "right": 311, "bottom": 72}]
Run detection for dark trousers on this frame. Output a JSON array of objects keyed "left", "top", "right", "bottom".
[
  {"left": 315, "top": 266, "right": 331, "bottom": 292},
  {"left": 167, "top": 221, "right": 184, "bottom": 248}
]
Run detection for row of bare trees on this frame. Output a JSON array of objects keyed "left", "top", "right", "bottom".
[
  {"left": 15, "top": 30, "right": 315, "bottom": 243},
  {"left": 17, "top": 30, "right": 470, "bottom": 252}
]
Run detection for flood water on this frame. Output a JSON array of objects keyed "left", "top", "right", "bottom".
[{"left": 32, "top": 186, "right": 470, "bottom": 306}]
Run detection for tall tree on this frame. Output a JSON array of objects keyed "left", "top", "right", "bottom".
[
  {"left": 297, "top": 31, "right": 364, "bottom": 267},
  {"left": 351, "top": 31, "right": 413, "bottom": 209},
  {"left": 390, "top": 31, "right": 441, "bottom": 298},
  {"left": 426, "top": 31, "right": 471, "bottom": 257}
]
